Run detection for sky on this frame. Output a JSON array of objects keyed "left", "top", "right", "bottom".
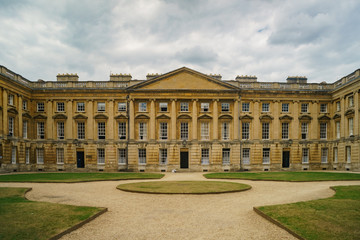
[{"left": 0, "top": 0, "right": 359, "bottom": 83}]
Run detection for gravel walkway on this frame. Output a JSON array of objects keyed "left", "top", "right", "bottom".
[{"left": 1, "top": 173, "right": 360, "bottom": 240}]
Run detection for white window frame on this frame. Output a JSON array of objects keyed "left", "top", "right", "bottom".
[
  {"left": 36, "top": 148, "right": 44, "bottom": 164},
  {"left": 180, "top": 102, "right": 189, "bottom": 112},
  {"left": 138, "top": 149, "right": 146, "bottom": 165},
  {"left": 23, "top": 121, "right": 28, "bottom": 139},
  {"left": 348, "top": 118, "right": 354, "bottom": 136},
  {"left": 139, "top": 102, "right": 147, "bottom": 112},
  {"left": 302, "top": 148, "right": 309, "bottom": 163},
  {"left": 222, "top": 148, "right": 230, "bottom": 165},
  {"left": 336, "top": 101, "right": 340, "bottom": 111},
  {"left": 262, "top": 103, "right": 270, "bottom": 112},
  {"left": 346, "top": 146, "right": 351, "bottom": 163},
  {"left": 23, "top": 100, "right": 27, "bottom": 110},
  {"left": 97, "top": 102, "right": 106, "bottom": 112},
  {"left": 118, "top": 148, "right": 126, "bottom": 165},
  {"left": 282, "top": 122, "right": 289, "bottom": 139},
  {"left": 242, "top": 102, "right": 250, "bottom": 112},
  {"left": 336, "top": 121, "right": 340, "bottom": 139},
  {"left": 37, "top": 122, "right": 45, "bottom": 139},
  {"left": 349, "top": 96, "right": 354, "bottom": 107},
  {"left": 25, "top": 148, "right": 30, "bottom": 164},
  {"left": 201, "top": 148, "right": 209, "bottom": 165},
  {"left": 159, "top": 102, "right": 168, "bottom": 112},
  {"left": 37, "top": 102, "right": 45, "bottom": 112},
  {"left": 201, "top": 103, "right": 209, "bottom": 112},
  {"left": 321, "top": 148, "right": 328, "bottom": 163},
  {"left": 139, "top": 122, "right": 147, "bottom": 140},
  {"left": 320, "top": 122, "right": 327, "bottom": 139},
  {"left": 334, "top": 147, "right": 338, "bottom": 163},
  {"left": 242, "top": 122, "right": 250, "bottom": 140},
  {"left": 98, "top": 122, "right": 106, "bottom": 139},
  {"left": 77, "top": 122, "right": 85, "bottom": 139},
  {"left": 8, "top": 94, "right": 14, "bottom": 105},
  {"left": 97, "top": 148, "right": 105, "bottom": 164},
  {"left": 11, "top": 147, "right": 16, "bottom": 164},
  {"left": 180, "top": 122, "right": 188, "bottom": 140},
  {"left": 320, "top": 103, "right": 327, "bottom": 113},
  {"left": 262, "top": 148, "right": 270, "bottom": 164},
  {"left": 57, "top": 102, "right": 65, "bottom": 112},
  {"left": 118, "top": 102, "right": 126, "bottom": 112},
  {"left": 301, "top": 103, "right": 308, "bottom": 113},
  {"left": 159, "top": 122, "right": 168, "bottom": 140},
  {"left": 281, "top": 103, "right": 289, "bottom": 112},
  {"left": 118, "top": 122, "right": 127, "bottom": 140},
  {"left": 56, "top": 148, "right": 64, "bottom": 164},
  {"left": 77, "top": 102, "right": 85, "bottom": 112},
  {"left": 242, "top": 148, "right": 250, "bottom": 165},
  {"left": 301, "top": 122, "right": 308, "bottom": 139},
  {"left": 8, "top": 117, "right": 14, "bottom": 137},
  {"left": 221, "top": 103, "right": 230, "bottom": 112},
  {"left": 222, "top": 122, "right": 230, "bottom": 140},
  {"left": 201, "top": 122, "right": 210, "bottom": 140},
  {"left": 159, "top": 149, "right": 167, "bottom": 164},
  {"left": 262, "top": 122, "right": 269, "bottom": 140},
  {"left": 57, "top": 122, "right": 65, "bottom": 140}
]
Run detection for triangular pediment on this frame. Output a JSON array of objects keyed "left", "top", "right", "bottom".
[
  {"left": 156, "top": 114, "right": 171, "bottom": 119},
  {"left": 177, "top": 114, "right": 192, "bottom": 119},
  {"left": 219, "top": 114, "right": 233, "bottom": 120},
  {"left": 333, "top": 114, "right": 341, "bottom": 120},
  {"left": 239, "top": 114, "right": 253, "bottom": 120},
  {"left": 198, "top": 114, "right": 212, "bottom": 119},
  {"left": 318, "top": 115, "right": 331, "bottom": 121},
  {"left": 114, "top": 114, "right": 128, "bottom": 119},
  {"left": 94, "top": 114, "right": 108, "bottom": 120},
  {"left": 34, "top": 114, "right": 47, "bottom": 120},
  {"left": 22, "top": 113, "right": 32, "bottom": 119},
  {"left": 279, "top": 115, "right": 293, "bottom": 121},
  {"left": 73, "top": 114, "right": 88, "bottom": 120},
  {"left": 53, "top": 114, "right": 68, "bottom": 119},
  {"left": 128, "top": 67, "right": 239, "bottom": 91}
]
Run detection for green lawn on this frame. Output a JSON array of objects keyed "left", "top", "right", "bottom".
[
  {"left": 256, "top": 185, "right": 360, "bottom": 240},
  {"left": 0, "top": 172, "right": 164, "bottom": 183},
  {"left": 0, "top": 187, "right": 105, "bottom": 240},
  {"left": 117, "top": 181, "right": 251, "bottom": 194},
  {"left": 204, "top": 172, "right": 360, "bottom": 181}
]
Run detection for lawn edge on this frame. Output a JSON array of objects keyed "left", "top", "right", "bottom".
[
  {"left": 203, "top": 175, "right": 360, "bottom": 182},
  {"left": 0, "top": 176, "right": 165, "bottom": 183},
  {"left": 253, "top": 207, "right": 305, "bottom": 240}
]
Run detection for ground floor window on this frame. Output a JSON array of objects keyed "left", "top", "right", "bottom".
[
  {"left": 118, "top": 148, "right": 126, "bottom": 165},
  {"left": 56, "top": 148, "right": 64, "bottom": 164},
  {"left": 97, "top": 148, "right": 105, "bottom": 164},
  {"left": 159, "top": 149, "right": 167, "bottom": 164},
  {"left": 139, "top": 149, "right": 146, "bottom": 164},
  {"left": 302, "top": 148, "right": 309, "bottom": 163},
  {"left": 333, "top": 147, "right": 338, "bottom": 163},
  {"left": 36, "top": 148, "right": 44, "bottom": 164},
  {"left": 242, "top": 148, "right": 250, "bottom": 165},
  {"left": 222, "top": 148, "right": 230, "bottom": 164},
  {"left": 11, "top": 147, "right": 16, "bottom": 164},
  {"left": 346, "top": 146, "right": 351, "bottom": 163},
  {"left": 201, "top": 148, "right": 209, "bottom": 165},
  {"left": 321, "top": 148, "right": 328, "bottom": 163},
  {"left": 262, "top": 148, "right": 270, "bottom": 164},
  {"left": 25, "top": 148, "right": 30, "bottom": 164}
]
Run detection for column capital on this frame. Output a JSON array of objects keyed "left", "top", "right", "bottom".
[
  {"left": 150, "top": 98, "right": 156, "bottom": 102},
  {"left": 212, "top": 99, "right": 219, "bottom": 102},
  {"left": 191, "top": 99, "right": 198, "bottom": 102},
  {"left": 170, "top": 98, "right": 177, "bottom": 102}
]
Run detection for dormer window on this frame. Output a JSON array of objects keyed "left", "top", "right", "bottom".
[
  {"left": 160, "top": 103, "right": 168, "bottom": 112},
  {"left": 201, "top": 103, "right": 209, "bottom": 112}
]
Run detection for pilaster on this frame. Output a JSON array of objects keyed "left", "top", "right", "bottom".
[
  {"left": 233, "top": 99, "right": 239, "bottom": 140},
  {"left": 192, "top": 99, "right": 197, "bottom": 140},
  {"left": 129, "top": 99, "right": 135, "bottom": 140},
  {"left": 46, "top": 100, "right": 53, "bottom": 139},
  {"left": 171, "top": 99, "right": 176, "bottom": 140},
  {"left": 212, "top": 99, "right": 218, "bottom": 140},
  {"left": 2, "top": 89, "right": 8, "bottom": 136},
  {"left": 150, "top": 99, "right": 156, "bottom": 140},
  {"left": 66, "top": 99, "right": 73, "bottom": 139}
]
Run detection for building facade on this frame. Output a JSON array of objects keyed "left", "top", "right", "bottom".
[{"left": 0, "top": 66, "right": 359, "bottom": 172}]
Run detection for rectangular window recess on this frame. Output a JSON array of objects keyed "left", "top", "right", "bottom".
[
  {"left": 13, "top": 169, "right": 17, "bottom": 172},
  {"left": 346, "top": 168, "right": 350, "bottom": 171},
  {"left": 244, "top": 169, "right": 249, "bottom": 171},
  {"left": 333, "top": 168, "right": 337, "bottom": 170},
  {"left": 224, "top": 169, "right": 229, "bottom": 172},
  {"left": 303, "top": 168, "right": 308, "bottom": 171},
  {"left": 98, "top": 169, "right": 104, "bottom": 172},
  {"left": 58, "top": 169, "right": 63, "bottom": 171},
  {"left": 140, "top": 169, "right": 145, "bottom": 172},
  {"left": 264, "top": 169, "right": 269, "bottom": 171},
  {"left": 203, "top": 169, "right": 208, "bottom": 172},
  {"left": 161, "top": 169, "right": 166, "bottom": 172},
  {"left": 38, "top": 169, "right": 43, "bottom": 171},
  {"left": 322, "top": 168, "right": 327, "bottom": 170}
]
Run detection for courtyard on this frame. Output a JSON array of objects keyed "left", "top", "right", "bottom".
[{"left": 1, "top": 172, "right": 360, "bottom": 239}]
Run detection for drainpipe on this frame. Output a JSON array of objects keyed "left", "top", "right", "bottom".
[{"left": 126, "top": 94, "right": 130, "bottom": 170}]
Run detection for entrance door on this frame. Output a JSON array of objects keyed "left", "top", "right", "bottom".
[
  {"left": 180, "top": 151, "right": 189, "bottom": 169},
  {"left": 282, "top": 151, "right": 290, "bottom": 168},
  {"left": 77, "top": 151, "right": 85, "bottom": 168}
]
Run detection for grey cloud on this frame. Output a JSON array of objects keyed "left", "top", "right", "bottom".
[{"left": 175, "top": 46, "right": 218, "bottom": 65}]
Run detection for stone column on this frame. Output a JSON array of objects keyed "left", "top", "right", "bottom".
[
  {"left": 192, "top": 99, "right": 197, "bottom": 140},
  {"left": 66, "top": 100, "right": 73, "bottom": 140},
  {"left": 2, "top": 89, "right": 8, "bottom": 136},
  {"left": 150, "top": 99, "right": 156, "bottom": 140},
  {"left": 108, "top": 100, "right": 114, "bottom": 140},
  {"left": 129, "top": 99, "right": 135, "bottom": 140},
  {"left": 46, "top": 100, "right": 53, "bottom": 139},
  {"left": 171, "top": 99, "right": 176, "bottom": 140},
  {"left": 87, "top": 100, "right": 94, "bottom": 140},
  {"left": 233, "top": 99, "right": 239, "bottom": 140},
  {"left": 212, "top": 99, "right": 218, "bottom": 140},
  {"left": 253, "top": 100, "right": 260, "bottom": 140},
  {"left": 18, "top": 95, "right": 23, "bottom": 137},
  {"left": 354, "top": 91, "right": 359, "bottom": 135}
]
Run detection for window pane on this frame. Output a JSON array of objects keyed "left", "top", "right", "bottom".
[
  {"left": 221, "top": 103, "right": 229, "bottom": 112},
  {"left": 242, "top": 103, "right": 249, "bottom": 112},
  {"left": 242, "top": 148, "right": 250, "bottom": 164},
  {"left": 118, "top": 149, "right": 126, "bottom": 165},
  {"left": 222, "top": 148, "right": 230, "bottom": 164},
  {"left": 138, "top": 149, "right": 146, "bottom": 164},
  {"left": 201, "top": 148, "right": 209, "bottom": 164},
  {"left": 119, "top": 122, "right": 127, "bottom": 139},
  {"left": 180, "top": 122, "right": 188, "bottom": 140},
  {"left": 180, "top": 102, "right": 189, "bottom": 112}
]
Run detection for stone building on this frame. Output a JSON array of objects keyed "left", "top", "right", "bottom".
[{"left": 0, "top": 65, "right": 359, "bottom": 172}]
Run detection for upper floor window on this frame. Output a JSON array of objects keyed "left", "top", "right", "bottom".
[
  {"left": 201, "top": 122, "right": 210, "bottom": 140},
  {"left": 77, "top": 122, "right": 85, "bottom": 139},
  {"left": 119, "top": 122, "right": 126, "bottom": 139},
  {"left": 301, "top": 103, "right": 308, "bottom": 113},
  {"left": 8, "top": 94, "right": 14, "bottom": 105},
  {"left": 37, "top": 122, "right": 45, "bottom": 139},
  {"left": 221, "top": 103, "right": 230, "bottom": 112},
  {"left": 118, "top": 102, "right": 126, "bottom": 112},
  {"left": 97, "top": 102, "right": 105, "bottom": 112},
  {"left": 180, "top": 102, "right": 189, "bottom": 112},
  {"left": 222, "top": 122, "right": 230, "bottom": 140},
  {"left": 281, "top": 103, "right": 289, "bottom": 112},
  {"left": 139, "top": 122, "right": 147, "bottom": 140},
  {"left": 348, "top": 96, "right": 354, "bottom": 107},
  {"left": 23, "top": 121, "right": 28, "bottom": 139},
  {"left": 159, "top": 122, "right": 168, "bottom": 140},
  {"left": 57, "top": 122, "right": 65, "bottom": 139},
  {"left": 139, "top": 102, "right": 147, "bottom": 112},
  {"left": 262, "top": 122, "right": 269, "bottom": 139},
  {"left": 57, "top": 102, "right": 65, "bottom": 112},
  {"left": 180, "top": 122, "right": 188, "bottom": 140},
  {"left": 336, "top": 121, "right": 340, "bottom": 139},
  {"left": 37, "top": 102, "right": 45, "bottom": 112},
  {"left": 262, "top": 103, "right": 269, "bottom": 112},
  {"left": 77, "top": 102, "right": 85, "bottom": 112},
  {"left": 242, "top": 102, "right": 250, "bottom": 112},
  {"left": 320, "top": 122, "right": 327, "bottom": 139},
  {"left": 8, "top": 117, "right": 14, "bottom": 136},
  {"left": 349, "top": 118, "right": 354, "bottom": 136},
  {"left": 301, "top": 122, "right": 308, "bottom": 139},
  {"left": 98, "top": 122, "right": 106, "bottom": 139},
  {"left": 23, "top": 100, "right": 27, "bottom": 110},
  {"left": 160, "top": 103, "right": 168, "bottom": 112},
  {"left": 282, "top": 122, "right": 289, "bottom": 139},
  {"left": 320, "top": 104, "right": 327, "bottom": 113},
  {"left": 201, "top": 103, "right": 209, "bottom": 112},
  {"left": 336, "top": 101, "right": 340, "bottom": 111},
  {"left": 242, "top": 122, "right": 250, "bottom": 140}
]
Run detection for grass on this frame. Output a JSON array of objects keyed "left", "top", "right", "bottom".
[
  {"left": 0, "top": 172, "right": 164, "bottom": 183},
  {"left": 204, "top": 172, "right": 360, "bottom": 182},
  {"left": 117, "top": 181, "right": 251, "bottom": 194},
  {"left": 0, "top": 187, "right": 105, "bottom": 240},
  {"left": 256, "top": 185, "right": 360, "bottom": 240}
]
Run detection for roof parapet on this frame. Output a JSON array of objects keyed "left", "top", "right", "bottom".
[
  {"left": 110, "top": 73, "right": 132, "bottom": 81},
  {"left": 146, "top": 73, "right": 161, "bottom": 80},
  {"left": 57, "top": 73, "right": 79, "bottom": 81},
  {"left": 286, "top": 76, "right": 307, "bottom": 84},
  {"left": 208, "top": 74, "right": 222, "bottom": 80},
  {"left": 235, "top": 75, "right": 257, "bottom": 82}
]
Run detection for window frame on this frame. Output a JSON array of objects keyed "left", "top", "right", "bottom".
[
  {"left": 77, "top": 122, "right": 85, "bottom": 139},
  {"left": 201, "top": 103, "right": 209, "bottom": 112},
  {"left": 262, "top": 103, "right": 270, "bottom": 112},
  {"left": 242, "top": 122, "right": 250, "bottom": 140},
  {"left": 36, "top": 148, "right": 44, "bottom": 164},
  {"left": 8, "top": 117, "right": 14, "bottom": 137},
  {"left": 98, "top": 122, "right": 106, "bottom": 140},
  {"left": 180, "top": 122, "right": 188, "bottom": 140},
  {"left": 56, "top": 148, "right": 64, "bottom": 164},
  {"left": 201, "top": 148, "right": 209, "bottom": 165},
  {"left": 77, "top": 102, "right": 85, "bottom": 112},
  {"left": 37, "top": 122, "right": 45, "bottom": 139},
  {"left": 159, "top": 122, "right": 168, "bottom": 140},
  {"left": 222, "top": 122, "right": 230, "bottom": 140},
  {"left": 159, "top": 149, "right": 168, "bottom": 165},
  {"left": 180, "top": 102, "right": 189, "bottom": 112},
  {"left": 281, "top": 103, "right": 289, "bottom": 113},
  {"left": 320, "top": 122, "right": 327, "bottom": 139},
  {"left": 242, "top": 102, "right": 250, "bottom": 112},
  {"left": 200, "top": 122, "right": 210, "bottom": 140},
  {"left": 262, "top": 122, "right": 269, "bottom": 140},
  {"left": 97, "top": 102, "right": 106, "bottom": 112},
  {"left": 139, "top": 102, "right": 147, "bottom": 112},
  {"left": 320, "top": 103, "right": 327, "bottom": 113},
  {"left": 57, "top": 121, "right": 65, "bottom": 140},
  {"left": 118, "top": 102, "right": 126, "bottom": 112},
  {"left": 8, "top": 94, "right": 14, "bottom": 105},
  {"left": 97, "top": 148, "right": 105, "bottom": 164},
  {"left": 242, "top": 148, "right": 250, "bottom": 165},
  {"left": 139, "top": 122, "right": 147, "bottom": 140},
  {"left": 301, "top": 103, "right": 308, "bottom": 113},
  {"left": 159, "top": 102, "right": 168, "bottom": 112},
  {"left": 57, "top": 102, "right": 65, "bottom": 112},
  {"left": 118, "top": 122, "right": 127, "bottom": 140},
  {"left": 222, "top": 148, "right": 230, "bottom": 165},
  {"left": 281, "top": 122, "right": 289, "bottom": 140},
  {"left": 138, "top": 149, "right": 146, "bottom": 165},
  {"left": 221, "top": 103, "right": 230, "bottom": 112},
  {"left": 302, "top": 148, "right": 309, "bottom": 163},
  {"left": 37, "top": 102, "right": 45, "bottom": 112},
  {"left": 262, "top": 148, "right": 270, "bottom": 164},
  {"left": 321, "top": 148, "right": 328, "bottom": 163},
  {"left": 118, "top": 148, "right": 127, "bottom": 165}
]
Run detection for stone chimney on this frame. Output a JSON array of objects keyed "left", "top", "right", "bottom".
[
  {"left": 57, "top": 73, "right": 79, "bottom": 81},
  {"left": 286, "top": 76, "right": 307, "bottom": 84},
  {"left": 208, "top": 74, "right": 222, "bottom": 80},
  {"left": 110, "top": 73, "right": 132, "bottom": 81},
  {"left": 146, "top": 73, "right": 161, "bottom": 80},
  {"left": 235, "top": 75, "right": 257, "bottom": 82}
]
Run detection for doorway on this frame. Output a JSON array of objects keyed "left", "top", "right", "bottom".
[
  {"left": 282, "top": 151, "right": 290, "bottom": 168},
  {"left": 180, "top": 151, "right": 189, "bottom": 169},
  {"left": 77, "top": 151, "right": 85, "bottom": 168}
]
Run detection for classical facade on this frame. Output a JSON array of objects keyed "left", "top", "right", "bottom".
[{"left": 0, "top": 65, "right": 359, "bottom": 172}]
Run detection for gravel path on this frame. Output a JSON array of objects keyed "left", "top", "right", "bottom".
[{"left": 1, "top": 173, "right": 360, "bottom": 240}]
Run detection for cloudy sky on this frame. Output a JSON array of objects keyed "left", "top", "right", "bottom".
[{"left": 1, "top": 0, "right": 359, "bottom": 83}]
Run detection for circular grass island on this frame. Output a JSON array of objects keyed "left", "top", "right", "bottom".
[{"left": 117, "top": 181, "right": 251, "bottom": 194}]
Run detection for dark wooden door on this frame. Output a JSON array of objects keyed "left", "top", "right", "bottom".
[
  {"left": 180, "top": 151, "right": 189, "bottom": 169},
  {"left": 77, "top": 151, "right": 85, "bottom": 168},
  {"left": 282, "top": 151, "right": 290, "bottom": 168}
]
